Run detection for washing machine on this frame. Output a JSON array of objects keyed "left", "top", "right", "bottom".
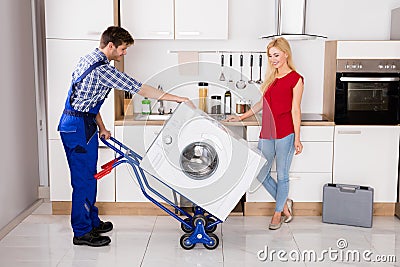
[{"left": 140, "top": 103, "right": 267, "bottom": 221}]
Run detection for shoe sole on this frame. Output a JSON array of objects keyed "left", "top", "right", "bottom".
[{"left": 73, "top": 238, "right": 111, "bottom": 247}]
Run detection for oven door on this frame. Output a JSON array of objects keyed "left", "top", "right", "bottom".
[{"left": 335, "top": 73, "right": 400, "bottom": 125}]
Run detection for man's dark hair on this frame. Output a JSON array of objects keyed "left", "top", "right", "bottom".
[{"left": 100, "top": 26, "right": 134, "bottom": 48}]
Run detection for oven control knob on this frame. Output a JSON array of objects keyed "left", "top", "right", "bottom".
[
  {"left": 358, "top": 63, "right": 363, "bottom": 69},
  {"left": 385, "top": 64, "right": 390, "bottom": 69},
  {"left": 391, "top": 64, "right": 397, "bottom": 69},
  {"left": 163, "top": 135, "right": 173, "bottom": 145},
  {"left": 378, "top": 64, "right": 384, "bottom": 69},
  {"left": 345, "top": 63, "right": 350, "bottom": 69}
]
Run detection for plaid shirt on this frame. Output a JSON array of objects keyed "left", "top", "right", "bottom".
[{"left": 70, "top": 48, "right": 142, "bottom": 112}]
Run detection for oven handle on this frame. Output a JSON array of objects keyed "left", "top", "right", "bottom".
[{"left": 340, "top": 77, "right": 400, "bottom": 82}]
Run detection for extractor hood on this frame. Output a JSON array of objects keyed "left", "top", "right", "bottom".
[{"left": 261, "top": 0, "right": 327, "bottom": 40}]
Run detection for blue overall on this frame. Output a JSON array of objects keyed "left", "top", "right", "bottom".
[{"left": 58, "top": 61, "right": 106, "bottom": 237}]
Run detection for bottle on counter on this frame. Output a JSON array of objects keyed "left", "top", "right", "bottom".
[
  {"left": 141, "top": 97, "right": 151, "bottom": 115},
  {"left": 198, "top": 82, "right": 208, "bottom": 112},
  {"left": 224, "top": 90, "right": 232, "bottom": 115}
]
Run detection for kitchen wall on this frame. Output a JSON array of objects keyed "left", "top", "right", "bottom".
[
  {"left": 0, "top": 0, "right": 40, "bottom": 230},
  {"left": 123, "top": 0, "right": 400, "bottom": 114}
]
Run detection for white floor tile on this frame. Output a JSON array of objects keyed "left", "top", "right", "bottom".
[{"left": 0, "top": 203, "right": 399, "bottom": 266}]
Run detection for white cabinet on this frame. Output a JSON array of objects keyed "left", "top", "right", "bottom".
[
  {"left": 174, "top": 0, "right": 228, "bottom": 40},
  {"left": 121, "top": 0, "right": 174, "bottom": 40},
  {"left": 49, "top": 139, "right": 115, "bottom": 202},
  {"left": 246, "top": 126, "right": 334, "bottom": 202},
  {"left": 115, "top": 125, "right": 170, "bottom": 202},
  {"left": 333, "top": 126, "right": 400, "bottom": 202},
  {"left": 45, "top": 0, "right": 114, "bottom": 40},
  {"left": 120, "top": 0, "right": 228, "bottom": 40},
  {"left": 45, "top": 1, "right": 115, "bottom": 201}
]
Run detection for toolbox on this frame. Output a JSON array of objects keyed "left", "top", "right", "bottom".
[{"left": 322, "top": 183, "right": 374, "bottom": 228}]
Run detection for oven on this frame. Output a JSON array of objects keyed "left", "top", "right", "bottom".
[{"left": 335, "top": 59, "right": 400, "bottom": 125}]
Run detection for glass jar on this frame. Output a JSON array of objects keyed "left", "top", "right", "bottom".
[
  {"left": 198, "top": 82, "right": 208, "bottom": 112},
  {"left": 210, "top": 95, "right": 222, "bottom": 114}
]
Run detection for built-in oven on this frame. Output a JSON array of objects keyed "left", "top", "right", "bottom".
[{"left": 335, "top": 59, "right": 400, "bottom": 125}]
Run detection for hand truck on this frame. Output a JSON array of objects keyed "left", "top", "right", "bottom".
[{"left": 95, "top": 137, "right": 223, "bottom": 250}]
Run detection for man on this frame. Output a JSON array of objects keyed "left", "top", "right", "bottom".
[{"left": 58, "top": 26, "right": 188, "bottom": 247}]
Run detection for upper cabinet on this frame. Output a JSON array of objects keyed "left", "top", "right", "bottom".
[
  {"left": 121, "top": 0, "right": 228, "bottom": 40},
  {"left": 45, "top": 0, "right": 114, "bottom": 40},
  {"left": 121, "top": 0, "right": 174, "bottom": 40}
]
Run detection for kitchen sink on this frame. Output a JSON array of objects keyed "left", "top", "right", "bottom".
[{"left": 135, "top": 114, "right": 172, "bottom": 121}]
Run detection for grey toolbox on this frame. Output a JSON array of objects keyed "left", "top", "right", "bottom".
[{"left": 322, "top": 183, "right": 374, "bottom": 228}]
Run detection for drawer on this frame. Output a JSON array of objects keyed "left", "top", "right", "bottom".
[
  {"left": 246, "top": 172, "right": 332, "bottom": 202},
  {"left": 247, "top": 141, "right": 333, "bottom": 173},
  {"left": 246, "top": 126, "right": 334, "bottom": 142}
]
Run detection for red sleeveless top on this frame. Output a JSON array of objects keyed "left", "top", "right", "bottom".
[{"left": 260, "top": 71, "right": 303, "bottom": 139}]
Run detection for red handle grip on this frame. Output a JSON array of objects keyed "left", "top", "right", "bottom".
[
  {"left": 101, "top": 158, "right": 118, "bottom": 170},
  {"left": 94, "top": 166, "right": 113, "bottom": 180}
]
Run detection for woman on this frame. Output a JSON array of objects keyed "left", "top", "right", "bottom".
[{"left": 226, "top": 37, "right": 304, "bottom": 230}]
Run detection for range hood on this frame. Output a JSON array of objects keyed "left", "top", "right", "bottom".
[{"left": 261, "top": 0, "right": 327, "bottom": 40}]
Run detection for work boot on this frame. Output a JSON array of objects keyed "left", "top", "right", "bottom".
[
  {"left": 93, "top": 221, "right": 113, "bottom": 234},
  {"left": 73, "top": 229, "right": 111, "bottom": 247}
]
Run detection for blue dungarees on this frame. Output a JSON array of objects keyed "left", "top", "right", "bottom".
[{"left": 58, "top": 61, "right": 106, "bottom": 237}]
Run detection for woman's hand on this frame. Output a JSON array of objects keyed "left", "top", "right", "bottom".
[
  {"left": 225, "top": 115, "right": 242, "bottom": 122},
  {"left": 294, "top": 139, "right": 303, "bottom": 155},
  {"left": 176, "top": 96, "right": 190, "bottom": 103}
]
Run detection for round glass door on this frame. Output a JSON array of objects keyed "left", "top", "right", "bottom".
[{"left": 180, "top": 142, "right": 219, "bottom": 180}]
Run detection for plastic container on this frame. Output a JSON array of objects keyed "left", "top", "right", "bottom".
[
  {"left": 141, "top": 97, "right": 151, "bottom": 114},
  {"left": 198, "top": 82, "right": 208, "bottom": 112}
]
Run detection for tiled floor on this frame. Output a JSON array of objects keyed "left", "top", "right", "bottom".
[{"left": 0, "top": 202, "right": 399, "bottom": 267}]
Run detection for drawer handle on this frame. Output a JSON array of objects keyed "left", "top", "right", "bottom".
[
  {"left": 152, "top": 31, "right": 171, "bottom": 36},
  {"left": 338, "top": 130, "right": 361, "bottom": 135}
]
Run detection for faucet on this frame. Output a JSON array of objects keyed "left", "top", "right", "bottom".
[{"left": 157, "top": 85, "right": 165, "bottom": 115}]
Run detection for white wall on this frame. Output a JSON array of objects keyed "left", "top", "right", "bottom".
[
  {"left": 0, "top": 0, "right": 40, "bottom": 230},
  {"left": 122, "top": 0, "right": 400, "bottom": 114}
]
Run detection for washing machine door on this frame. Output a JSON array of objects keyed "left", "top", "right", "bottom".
[{"left": 180, "top": 142, "right": 219, "bottom": 180}]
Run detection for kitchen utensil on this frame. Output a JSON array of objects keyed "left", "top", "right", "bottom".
[
  {"left": 228, "top": 54, "right": 233, "bottom": 83},
  {"left": 248, "top": 54, "right": 255, "bottom": 84},
  {"left": 236, "top": 55, "right": 246, "bottom": 89},
  {"left": 256, "top": 54, "right": 263, "bottom": 84},
  {"left": 219, "top": 54, "right": 226, "bottom": 81}
]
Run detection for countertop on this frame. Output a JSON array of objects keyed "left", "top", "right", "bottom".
[{"left": 115, "top": 113, "right": 334, "bottom": 126}]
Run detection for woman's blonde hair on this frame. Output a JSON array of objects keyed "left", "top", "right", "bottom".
[{"left": 260, "top": 37, "right": 296, "bottom": 93}]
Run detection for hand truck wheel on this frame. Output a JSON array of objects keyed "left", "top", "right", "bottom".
[
  {"left": 193, "top": 214, "right": 207, "bottom": 226},
  {"left": 205, "top": 217, "right": 217, "bottom": 233},
  {"left": 203, "top": 233, "right": 219, "bottom": 250},
  {"left": 180, "top": 218, "right": 193, "bottom": 233},
  {"left": 180, "top": 233, "right": 195, "bottom": 250}
]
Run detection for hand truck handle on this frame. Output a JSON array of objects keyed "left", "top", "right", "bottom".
[
  {"left": 100, "top": 158, "right": 119, "bottom": 170},
  {"left": 94, "top": 165, "right": 113, "bottom": 180}
]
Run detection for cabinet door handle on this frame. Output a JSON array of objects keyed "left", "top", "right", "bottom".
[
  {"left": 177, "top": 31, "right": 201, "bottom": 36},
  {"left": 152, "top": 31, "right": 171, "bottom": 36},
  {"left": 87, "top": 31, "right": 102, "bottom": 36},
  {"left": 338, "top": 130, "right": 362, "bottom": 135},
  {"left": 289, "top": 176, "right": 301, "bottom": 180}
]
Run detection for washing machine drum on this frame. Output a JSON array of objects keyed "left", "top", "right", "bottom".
[{"left": 180, "top": 142, "right": 219, "bottom": 180}]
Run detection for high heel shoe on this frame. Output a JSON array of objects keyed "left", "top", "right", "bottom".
[{"left": 284, "top": 199, "right": 293, "bottom": 223}]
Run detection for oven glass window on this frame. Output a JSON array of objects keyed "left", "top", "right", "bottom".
[{"left": 347, "top": 82, "right": 389, "bottom": 111}]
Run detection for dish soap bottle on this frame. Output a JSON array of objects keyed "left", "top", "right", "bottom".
[
  {"left": 224, "top": 90, "right": 232, "bottom": 115},
  {"left": 141, "top": 97, "right": 151, "bottom": 114}
]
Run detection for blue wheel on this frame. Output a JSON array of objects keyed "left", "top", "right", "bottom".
[
  {"left": 180, "top": 233, "right": 195, "bottom": 250},
  {"left": 180, "top": 218, "right": 193, "bottom": 233},
  {"left": 206, "top": 218, "right": 217, "bottom": 233},
  {"left": 203, "top": 233, "right": 219, "bottom": 250}
]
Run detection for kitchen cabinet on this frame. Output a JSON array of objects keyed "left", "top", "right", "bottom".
[
  {"left": 45, "top": 1, "right": 115, "bottom": 202},
  {"left": 246, "top": 126, "right": 334, "bottom": 202},
  {"left": 120, "top": 0, "right": 228, "bottom": 40},
  {"left": 333, "top": 126, "right": 400, "bottom": 202},
  {"left": 48, "top": 139, "right": 115, "bottom": 202},
  {"left": 114, "top": 125, "right": 176, "bottom": 202},
  {"left": 45, "top": 0, "right": 113, "bottom": 40}
]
